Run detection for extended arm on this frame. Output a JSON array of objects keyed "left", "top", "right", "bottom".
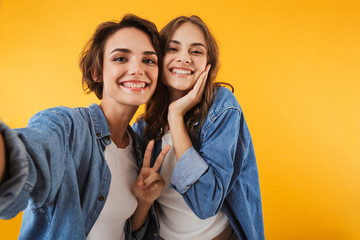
[
  {"left": 0, "top": 108, "right": 85, "bottom": 219},
  {"left": 0, "top": 133, "right": 5, "bottom": 184}
]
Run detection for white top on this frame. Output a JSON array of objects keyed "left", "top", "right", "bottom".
[
  {"left": 87, "top": 131, "right": 138, "bottom": 240},
  {"left": 157, "top": 132, "right": 229, "bottom": 240}
]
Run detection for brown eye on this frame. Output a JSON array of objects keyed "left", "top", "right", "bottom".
[
  {"left": 143, "top": 58, "right": 157, "bottom": 65},
  {"left": 114, "top": 57, "right": 127, "bottom": 62},
  {"left": 192, "top": 50, "right": 203, "bottom": 54}
]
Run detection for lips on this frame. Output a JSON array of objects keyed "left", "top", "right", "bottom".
[
  {"left": 170, "top": 67, "right": 193, "bottom": 75},
  {"left": 120, "top": 80, "right": 149, "bottom": 90}
]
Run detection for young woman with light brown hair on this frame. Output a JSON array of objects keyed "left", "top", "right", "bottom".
[{"left": 134, "top": 15, "right": 264, "bottom": 240}]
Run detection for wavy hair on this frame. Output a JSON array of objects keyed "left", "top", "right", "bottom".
[
  {"left": 79, "top": 14, "right": 161, "bottom": 99},
  {"left": 141, "top": 15, "right": 233, "bottom": 140}
]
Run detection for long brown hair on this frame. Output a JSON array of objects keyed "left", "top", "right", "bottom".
[
  {"left": 141, "top": 15, "right": 233, "bottom": 140},
  {"left": 79, "top": 14, "right": 161, "bottom": 99}
]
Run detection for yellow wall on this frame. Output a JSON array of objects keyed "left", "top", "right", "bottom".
[{"left": 1, "top": 0, "right": 359, "bottom": 239}]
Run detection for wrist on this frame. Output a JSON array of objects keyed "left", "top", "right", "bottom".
[
  {"left": 168, "top": 109, "right": 184, "bottom": 125},
  {"left": 137, "top": 199, "right": 153, "bottom": 209},
  {"left": 168, "top": 103, "right": 186, "bottom": 118}
]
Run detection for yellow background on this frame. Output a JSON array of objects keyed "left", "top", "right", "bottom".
[{"left": 1, "top": 0, "right": 359, "bottom": 239}]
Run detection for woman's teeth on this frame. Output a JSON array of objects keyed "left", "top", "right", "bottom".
[
  {"left": 171, "top": 69, "right": 192, "bottom": 75},
  {"left": 122, "top": 82, "right": 146, "bottom": 88}
]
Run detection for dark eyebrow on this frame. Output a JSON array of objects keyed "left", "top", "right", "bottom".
[
  {"left": 191, "top": 43, "right": 206, "bottom": 48},
  {"left": 110, "top": 48, "right": 157, "bottom": 56},
  {"left": 169, "top": 40, "right": 206, "bottom": 48},
  {"left": 110, "top": 48, "right": 131, "bottom": 54},
  {"left": 169, "top": 40, "right": 180, "bottom": 45},
  {"left": 144, "top": 51, "right": 157, "bottom": 56}
]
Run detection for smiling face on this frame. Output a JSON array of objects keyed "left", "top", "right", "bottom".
[
  {"left": 100, "top": 27, "right": 158, "bottom": 108},
  {"left": 162, "top": 22, "right": 207, "bottom": 100}
]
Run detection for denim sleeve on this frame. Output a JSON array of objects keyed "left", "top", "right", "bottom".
[
  {"left": 169, "top": 146, "right": 209, "bottom": 193},
  {"left": 0, "top": 121, "right": 31, "bottom": 219},
  {"left": 124, "top": 214, "right": 149, "bottom": 240},
  {"left": 170, "top": 108, "right": 243, "bottom": 219},
  {"left": 0, "top": 109, "right": 75, "bottom": 219}
]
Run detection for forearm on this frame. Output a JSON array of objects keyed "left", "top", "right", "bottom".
[
  {"left": 0, "top": 133, "right": 5, "bottom": 184},
  {"left": 131, "top": 199, "right": 152, "bottom": 232},
  {"left": 168, "top": 113, "right": 192, "bottom": 161}
]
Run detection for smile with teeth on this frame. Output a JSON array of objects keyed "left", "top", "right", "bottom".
[
  {"left": 171, "top": 68, "right": 193, "bottom": 75},
  {"left": 121, "top": 82, "right": 147, "bottom": 88}
]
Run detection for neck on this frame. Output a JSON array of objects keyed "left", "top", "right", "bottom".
[{"left": 100, "top": 100, "right": 138, "bottom": 148}]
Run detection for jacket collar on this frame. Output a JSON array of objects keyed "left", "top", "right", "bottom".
[
  {"left": 87, "top": 104, "right": 144, "bottom": 169},
  {"left": 87, "top": 103, "right": 111, "bottom": 141}
]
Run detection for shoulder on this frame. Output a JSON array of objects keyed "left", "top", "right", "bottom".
[
  {"left": 25, "top": 106, "right": 93, "bottom": 134},
  {"left": 31, "top": 106, "right": 85, "bottom": 120},
  {"left": 207, "top": 86, "right": 242, "bottom": 120},
  {"left": 197, "top": 87, "right": 243, "bottom": 137}
]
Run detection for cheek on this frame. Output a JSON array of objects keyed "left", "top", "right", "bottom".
[
  {"left": 162, "top": 54, "right": 172, "bottom": 68},
  {"left": 149, "top": 67, "right": 159, "bottom": 82},
  {"left": 104, "top": 64, "right": 124, "bottom": 78},
  {"left": 199, "top": 58, "right": 207, "bottom": 70}
]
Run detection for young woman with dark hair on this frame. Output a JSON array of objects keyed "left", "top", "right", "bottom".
[{"left": 0, "top": 14, "right": 170, "bottom": 240}]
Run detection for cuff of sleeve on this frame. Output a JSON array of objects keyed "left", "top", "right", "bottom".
[
  {"left": 0, "top": 121, "right": 30, "bottom": 219},
  {"left": 170, "top": 146, "right": 209, "bottom": 194},
  {"left": 131, "top": 214, "right": 149, "bottom": 240}
]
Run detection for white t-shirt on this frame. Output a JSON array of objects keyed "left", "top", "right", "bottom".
[
  {"left": 87, "top": 131, "right": 138, "bottom": 240},
  {"left": 157, "top": 132, "right": 229, "bottom": 240}
]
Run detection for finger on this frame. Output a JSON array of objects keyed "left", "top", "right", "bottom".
[
  {"left": 205, "top": 64, "right": 211, "bottom": 73},
  {"left": 145, "top": 178, "right": 166, "bottom": 192},
  {"left": 143, "top": 172, "right": 162, "bottom": 187},
  {"left": 152, "top": 144, "right": 171, "bottom": 172},
  {"left": 193, "top": 64, "right": 210, "bottom": 94},
  {"left": 193, "top": 71, "right": 206, "bottom": 91},
  {"left": 136, "top": 180, "right": 144, "bottom": 188},
  {"left": 131, "top": 180, "right": 144, "bottom": 194},
  {"left": 136, "top": 172, "right": 144, "bottom": 182},
  {"left": 146, "top": 182, "right": 165, "bottom": 192},
  {"left": 199, "top": 64, "right": 211, "bottom": 90},
  {"left": 143, "top": 140, "right": 154, "bottom": 168},
  {"left": 198, "top": 71, "right": 208, "bottom": 95},
  {"left": 190, "top": 75, "right": 206, "bottom": 103}
]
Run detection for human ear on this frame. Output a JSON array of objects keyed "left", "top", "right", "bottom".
[{"left": 91, "top": 68, "right": 102, "bottom": 82}]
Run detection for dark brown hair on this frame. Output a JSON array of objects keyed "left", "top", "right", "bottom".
[
  {"left": 142, "top": 15, "right": 233, "bottom": 140},
  {"left": 79, "top": 14, "right": 161, "bottom": 99}
]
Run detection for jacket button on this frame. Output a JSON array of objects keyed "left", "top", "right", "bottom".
[
  {"left": 98, "top": 196, "right": 105, "bottom": 201},
  {"left": 105, "top": 136, "right": 111, "bottom": 141},
  {"left": 96, "top": 133, "right": 101, "bottom": 137}
]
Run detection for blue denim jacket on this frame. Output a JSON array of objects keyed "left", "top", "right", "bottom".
[
  {"left": 0, "top": 104, "right": 158, "bottom": 240},
  {"left": 133, "top": 87, "right": 264, "bottom": 240}
]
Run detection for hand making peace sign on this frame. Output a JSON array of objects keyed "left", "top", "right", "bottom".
[{"left": 132, "top": 140, "right": 171, "bottom": 204}]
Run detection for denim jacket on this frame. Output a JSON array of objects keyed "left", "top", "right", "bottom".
[
  {"left": 133, "top": 87, "right": 264, "bottom": 240},
  {"left": 0, "top": 104, "right": 158, "bottom": 240}
]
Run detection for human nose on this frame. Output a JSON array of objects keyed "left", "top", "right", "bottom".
[
  {"left": 128, "top": 58, "right": 144, "bottom": 75},
  {"left": 176, "top": 50, "right": 191, "bottom": 64}
]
